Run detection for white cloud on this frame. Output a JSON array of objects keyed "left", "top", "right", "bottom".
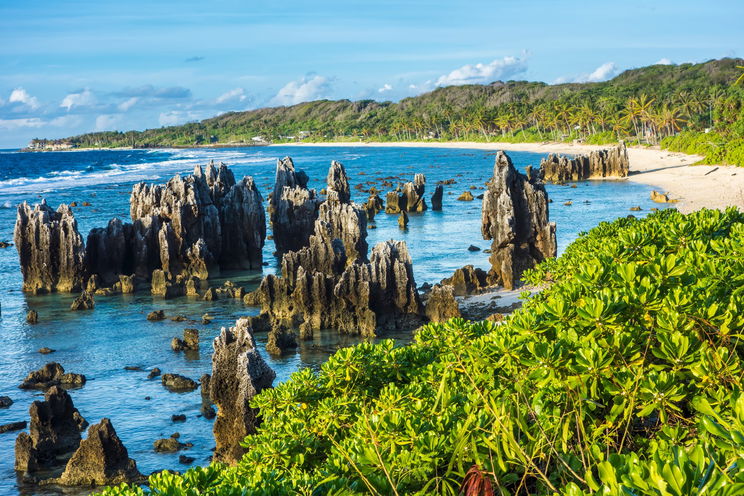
[
  {"left": 216, "top": 88, "right": 247, "bottom": 104},
  {"left": 158, "top": 110, "right": 203, "bottom": 127},
  {"left": 60, "top": 89, "right": 96, "bottom": 111},
  {"left": 555, "top": 62, "right": 621, "bottom": 84},
  {"left": 95, "top": 114, "right": 123, "bottom": 131},
  {"left": 9, "top": 88, "right": 40, "bottom": 110},
  {"left": 655, "top": 58, "right": 673, "bottom": 65},
  {"left": 270, "top": 75, "right": 331, "bottom": 106},
  {"left": 435, "top": 56, "right": 528, "bottom": 87},
  {"left": 118, "top": 97, "right": 139, "bottom": 112},
  {"left": 378, "top": 83, "right": 393, "bottom": 93}
]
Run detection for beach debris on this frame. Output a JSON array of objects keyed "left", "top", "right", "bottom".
[
  {"left": 211, "top": 317, "right": 276, "bottom": 464},
  {"left": 424, "top": 284, "right": 461, "bottom": 322},
  {"left": 540, "top": 142, "right": 629, "bottom": 183},
  {"left": 19, "top": 362, "right": 86, "bottom": 390},
  {"left": 482, "top": 151, "right": 556, "bottom": 290}
]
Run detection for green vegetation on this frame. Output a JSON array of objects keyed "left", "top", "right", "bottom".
[
  {"left": 33, "top": 58, "right": 744, "bottom": 165},
  {"left": 100, "top": 208, "right": 744, "bottom": 495}
]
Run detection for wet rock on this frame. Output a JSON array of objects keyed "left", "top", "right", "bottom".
[
  {"left": 26, "top": 310, "right": 38, "bottom": 324},
  {"left": 179, "top": 455, "right": 195, "bottom": 464},
  {"left": 70, "top": 291, "right": 95, "bottom": 311},
  {"left": 38, "top": 347, "right": 55, "bottom": 354},
  {"left": 326, "top": 160, "right": 351, "bottom": 203},
  {"left": 210, "top": 318, "right": 275, "bottom": 464},
  {"left": 19, "top": 362, "right": 86, "bottom": 390},
  {"left": 118, "top": 275, "right": 135, "bottom": 294},
  {"left": 424, "top": 285, "right": 461, "bottom": 322},
  {"left": 431, "top": 184, "right": 444, "bottom": 211},
  {"left": 0, "top": 240, "right": 12, "bottom": 248},
  {"left": 0, "top": 396, "right": 13, "bottom": 408},
  {"left": 147, "top": 368, "right": 161, "bottom": 379},
  {"left": 14, "top": 201, "right": 86, "bottom": 293},
  {"left": 270, "top": 157, "right": 321, "bottom": 254},
  {"left": 630, "top": 206, "right": 642, "bottom": 211},
  {"left": 266, "top": 325, "right": 297, "bottom": 356},
  {"left": 201, "top": 405, "right": 216, "bottom": 420},
  {"left": 467, "top": 245, "right": 480, "bottom": 252},
  {"left": 15, "top": 386, "right": 83, "bottom": 472},
  {"left": 441, "top": 265, "right": 490, "bottom": 296},
  {"left": 402, "top": 174, "right": 427, "bottom": 212},
  {"left": 201, "top": 313, "right": 213, "bottom": 324},
  {"left": 651, "top": 190, "right": 674, "bottom": 203},
  {"left": 385, "top": 190, "right": 404, "bottom": 214},
  {"left": 124, "top": 366, "right": 142, "bottom": 371},
  {"left": 74, "top": 411, "right": 89, "bottom": 432},
  {"left": 147, "top": 309, "right": 166, "bottom": 321},
  {"left": 457, "top": 191, "right": 474, "bottom": 201},
  {"left": 161, "top": 374, "right": 198, "bottom": 392},
  {"left": 1, "top": 421, "right": 27, "bottom": 433},
  {"left": 540, "top": 142, "right": 629, "bottom": 182},
  {"left": 398, "top": 211, "right": 409, "bottom": 229},
  {"left": 153, "top": 437, "right": 185, "bottom": 453},
  {"left": 172, "top": 328, "right": 199, "bottom": 352},
  {"left": 54, "top": 418, "right": 142, "bottom": 486},
  {"left": 481, "top": 151, "right": 556, "bottom": 289},
  {"left": 171, "top": 414, "right": 186, "bottom": 422},
  {"left": 364, "top": 193, "right": 384, "bottom": 221}
]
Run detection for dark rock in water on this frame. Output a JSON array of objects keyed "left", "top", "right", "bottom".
[
  {"left": 540, "top": 142, "right": 629, "bottom": 183},
  {"left": 14, "top": 201, "right": 86, "bottom": 294},
  {"left": 171, "top": 414, "right": 186, "bottom": 423},
  {"left": 201, "top": 405, "right": 216, "bottom": 420},
  {"left": 147, "top": 368, "right": 161, "bottom": 379},
  {"left": 385, "top": 190, "right": 403, "bottom": 214},
  {"left": 200, "top": 374, "right": 211, "bottom": 400},
  {"left": 19, "top": 362, "right": 86, "bottom": 390},
  {"left": 15, "top": 386, "right": 83, "bottom": 472},
  {"left": 70, "top": 291, "right": 95, "bottom": 311},
  {"left": 457, "top": 191, "right": 474, "bottom": 201},
  {"left": 147, "top": 310, "right": 166, "bottom": 321},
  {"left": 467, "top": 245, "right": 480, "bottom": 252},
  {"left": 201, "top": 313, "right": 213, "bottom": 324},
  {"left": 403, "top": 174, "right": 427, "bottom": 212},
  {"left": 266, "top": 325, "right": 297, "bottom": 356},
  {"left": 210, "top": 318, "right": 275, "bottom": 464},
  {"left": 179, "top": 455, "right": 195, "bottom": 464},
  {"left": 38, "top": 347, "right": 55, "bottom": 354},
  {"left": 171, "top": 328, "right": 199, "bottom": 352},
  {"left": 74, "top": 411, "right": 89, "bottom": 432},
  {"left": 431, "top": 184, "right": 444, "bottom": 211},
  {"left": 630, "top": 206, "right": 642, "bottom": 211},
  {"left": 270, "top": 157, "right": 321, "bottom": 255},
  {"left": 418, "top": 282, "right": 432, "bottom": 294},
  {"left": 161, "top": 374, "right": 198, "bottom": 392},
  {"left": 0, "top": 421, "right": 26, "bottom": 433},
  {"left": 26, "top": 310, "right": 38, "bottom": 324},
  {"left": 398, "top": 211, "right": 409, "bottom": 229},
  {"left": 364, "top": 193, "right": 384, "bottom": 221},
  {"left": 153, "top": 437, "right": 185, "bottom": 453},
  {"left": 0, "top": 396, "right": 13, "bottom": 408},
  {"left": 0, "top": 240, "right": 12, "bottom": 248},
  {"left": 482, "top": 151, "right": 556, "bottom": 289},
  {"left": 326, "top": 160, "right": 351, "bottom": 203},
  {"left": 53, "top": 418, "right": 142, "bottom": 486},
  {"left": 442, "top": 265, "right": 490, "bottom": 296},
  {"left": 424, "top": 285, "right": 461, "bottom": 322},
  {"left": 170, "top": 315, "right": 187, "bottom": 322}
]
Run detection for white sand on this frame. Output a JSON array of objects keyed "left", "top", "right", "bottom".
[{"left": 275, "top": 141, "right": 744, "bottom": 213}]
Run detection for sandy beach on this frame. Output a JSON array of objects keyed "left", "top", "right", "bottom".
[{"left": 276, "top": 141, "right": 744, "bottom": 214}]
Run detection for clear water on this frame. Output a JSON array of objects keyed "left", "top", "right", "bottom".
[{"left": 0, "top": 146, "right": 668, "bottom": 495}]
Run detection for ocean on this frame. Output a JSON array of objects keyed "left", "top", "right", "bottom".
[{"left": 0, "top": 145, "right": 666, "bottom": 495}]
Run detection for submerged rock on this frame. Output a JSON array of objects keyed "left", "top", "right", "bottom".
[
  {"left": 153, "top": 437, "right": 186, "bottom": 453},
  {"left": 1, "top": 421, "right": 27, "bottom": 433},
  {"left": 19, "top": 362, "right": 86, "bottom": 390},
  {"left": 210, "top": 318, "right": 275, "bottom": 464},
  {"left": 482, "top": 151, "right": 556, "bottom": 289},
  {"left": 398, "top": 211, "right": 409, "bottom": 229},
  {"left": 0, "top": 396, "right": 13, "bottom": 408},
  {"left": 26, "top": 310, "right": 38, "bottom": 324},
  {"left": 161, "top": 374, "right": 198, "bottom": 392},
  {"left": 171, "top": 328, "right": 199, "bottom": 352},
  {"left": 147, "top": 309, "right": 166, "bottom": 321},
  {"left": 457, "top": 191, "right": 474, "bottom": 201},
  {"left": 539, "top": 142, "right": 629, "bottom": 182}
]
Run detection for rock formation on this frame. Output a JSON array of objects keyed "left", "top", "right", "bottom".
[
  {"left": 482, "top": 151, "right": 556, "bottom": 289},
  {"left": 441, "top": 265, "right": 490, "bottom": 296},
  {"left": 15, "top": 386, "right": 83, "bottom": 472},
  {"left": 210, "top": 318, "right": 275, "bottom": 464},
  {"left": 19, "top": 363, "right": 86, "bottom": 390},
  {"left": 385, "top": 174, "right": 427, "bottom": 213},
  {"left": 161, "top": 374, "right": 198, "bottom": 392},
  {"left": 424, "top": 285, "right": 461, "bottom": 322},
  {"left": 26, "top": 310, "right": 38, "bottom": 324},
  {"left": 14, "top": 201, "right": 86, "bottom": 293},
  {"left": 270, "top": 157, "right": 321, "bottom": 254},
  {"left": 70, "top": 291, "right": 94, "bottom": 311},
  {"left": 171, "top": 328, "right": 199, "bottom": 352},
  {"left": 431, "top": 184, "right": 444, "bottom": 211},
  {"left": 539, "top": 142, "right": 629, "bottom": 183},
  {"left": 54, "top": 418, "right": 142, "bottom": 486},
  {"left": 326, "top": 160, "right": 351, "bottom": 203}
]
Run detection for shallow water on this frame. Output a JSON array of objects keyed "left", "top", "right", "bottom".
[{"left": 0, "top": 146, "right": 667, "bottom": 495}]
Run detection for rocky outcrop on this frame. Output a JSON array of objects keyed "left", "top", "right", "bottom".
[
  {"left": 385, "top": 174, "right": 427, "bottom": 213},
  {"left": 70, "top": 291, "right": 94, "bottom": 311},
  {"left": 457, "top": 191, "right": 474, "bottom": 201},
  {"left": 326, "top": 160, "right": 351, "bottom": 203},
  {"left": 441, "top": 265, "right": 490, "bottom": 296},
  {"left": 19, "top": 363, "right": 86, "bottom": 390},
  {"left": 171, "top": 329, "right": 199, "bottom": 351},
  {"left": 15, "top": 386, "right": 83, "bottom": 472},
  {"left": 539, "top": 142, "right": 629, "bottom": 183},
  {"left": 270, "top": 157, "right": 321, "bottom": 254},
  {"left": 210, "top": 318, "right": 275, "bottom": 464},
  {"left": 431, "top": 184, "right": 444, "bottom": 211},
  {"left": 364, "top": 193, "right": 384, "bottom": 221},
  {"left": 0, "top": 396, "right": 13, "bottom": 408},
  {"left": 26, "top": 310, "right": 38, "bottom": 324},
  {"left": 14, "top": 201, "right": 86, "bottom": 293},
  {"left": 161, "top": 374, "right": 198, "bottom": 392},
  {"left": 424, "top": 285, "right": 461, "bottom": 322},
  {"left": 482, "top": 151, "right": 556, "bottom": 289},
  {"left": 217, "top": 176, "right": 266, "bottom": 270},
  {"left": 54, "top": 418, "right": 142, "bottom": 486}
]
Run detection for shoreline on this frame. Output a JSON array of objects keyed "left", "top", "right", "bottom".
[{"left": 274, "top": 141, "right": 744, "bottom": 214}]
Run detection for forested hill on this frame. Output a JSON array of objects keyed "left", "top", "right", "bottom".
[{"left": 31, "top": 58, "right": 744, "bottom": 165}]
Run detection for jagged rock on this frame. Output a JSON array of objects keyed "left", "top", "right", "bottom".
[
  {"left": 26, "top": 310, "right": 38, "bottom": 324},
  {"left": 15, "top": 386, "right": 83, "bottom": 472},
  {"left": 38, "top": 347, "right": 55, "bottom": 354},
  {"left": 215, "top": 280, "right": 246, "bottom": 299},
  {"left": 467, "top": 245, "right": 480, "bottom": 251},
  {"left": 172, "top": 329, "right": 199, "bottom": 352},
  {"left": 539, "top": 142, "right": 629, "bottom": 182},
  {"left": 482, "top": 151, "right": 556, "bottom": 289},
  {"left": 326, "top": 161, "right": 351, "bottom": 203},
  {"left": 118, "top": 275, "right": 135, "bottom": 294},
  {"left": 147, "top": 309, "right": 166, "bottom": 321},
  {"left": 266, "top": 325, "right": 297, "bottom": 356},
  {"left": 14, "top": 201, "right": 86, "bottom": 293},
  {"left": 153, "top": 437, "right": 185, "bottom": 453},
  {"left": 161, "top": 374, "right": 198, "bottom": 392},
  {"left": 201, "top": 405, "right": 216, "bottom": 419},
  {"left": 442, "top": 265, "right": 490, "bottom": 296},
  {"left": 385, "top": 190, "right": 404, "bottom": 214},
  {"left": 402, "top": 174, "right": 427, "bottom": 212},
  {"left": 1, "top": 421, "right": 26, "bottom": 433},
  {"left": 364, "top": 193, "right": 384, "bottom": 221},
  {"left": 147, "top": 368, "right": 161, "bottom": 379},
  {"left": 85, "top": 218, "right": 130, "bottom": 288},
  {"left": 312, "top": 201, "right": 368, "bottom": 264},
  {"left": 210, "top": 318, "right": 275, "bottom": 464},
  {"left": 54, "top": 418, "right": 142, "bottom": 486},
  {"left": 19, "top": 362, "right": 86, "bottom": 390},
  {"left": 172, "top": 414, "right": 186, "bottom": 422},
  {"left": 179, "top": 455, "right": 195, "bottom": 464},
  {"left": 74, "top": 411, "right": 89, "bottom": 432},
  {"left": 270, "top": 157, "right": 321, "bottom": 254},
  {"left": 431, "top": 184, "right": 444, "bottom": 211},
  {"left": 0, "top": 396, "right": 13, "bottom": 408},
  {"left": 70, "top": 291, "right": 94, "bottom": 311},
  {"left": 398, "top": 211, "right": 409, "bottom": 229},
  {"left": 218, "top": 176, "right": 266, "bottom": 270},
  {"left": 457, "top": 191, "right": 474, "bottom": 201},
  {"left": 424, "top": 284, "right": 461, "bottom": 322},
  {"left": 651, "top": 190, "right": 675, "bottom": 203},
  {"left": 203, "top": 287, "right": 218, "bottom": 301}
]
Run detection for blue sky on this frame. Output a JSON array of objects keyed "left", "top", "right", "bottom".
[{"left": 0, "top": 0, "right": 741, "bottom": 147}]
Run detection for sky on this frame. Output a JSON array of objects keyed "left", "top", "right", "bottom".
[{"left": 0, "top": 0, "right": 742, "bottom": 148}]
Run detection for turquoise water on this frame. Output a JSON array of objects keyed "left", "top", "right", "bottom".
[{"left": 0, "top": 146, "right": 667, "bottom": 495}]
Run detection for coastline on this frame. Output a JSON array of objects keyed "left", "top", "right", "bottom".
[{"left": 274, "top": 141, "right": 744, "bottom": 214}]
